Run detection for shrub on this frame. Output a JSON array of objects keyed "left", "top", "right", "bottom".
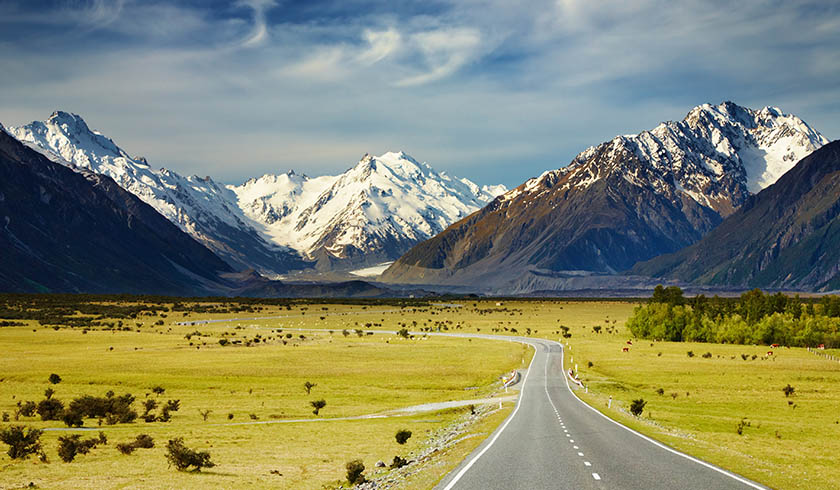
[
  {"left": 0, "top": 426, "right": 43, "bottom": 459},
  {"left": 151, "top": 386, "right": 165, "bottom": 395},
  {"left": 345, "top": 459, "right": 366, "bottom": 485},
  {"left": 116, "top": 442, "right": 137, "bottom": 455},
  {"left": 304, "top": 381, "right": 316, "bottom": 395},
  {"left": 701, "top": 352, "right": 712, "bottom": 358},
  {"left": 390, "top": 455, "right": 408, "bottom": 469},
  {"left": 395, "top": 429, "right": 412, "bottom": 445},
  {"left": 16, "top": 401, "right": 37, "bottom": 418},
  {"left": 783, "top": 384, "right": 795, "bottom": 397},
  {"left": 686, "top": 351, "right": 694, "bottom": 358},
  {"left": 741, "top": 353, "right": 749, "bottom": 360},
  {"left": 310, "top": 399, "right": 326, "bottom": 415},
  {"left": 61, "top": 408, "right": 85, "bottom": 428},
  {"left": 57, "top": 433, "right": 104, "bottom": 462},
  {"left": 736, "top": 418, "right": 751, "bottom": 435},
  {"left": 117, "top": 434, "right": 154, "bottom": 455},
  {"left": 199, "top": 409, "right": 212, "bottom": 421},
  {"left": 37, "top": 397, "right": 65, "bottom": 421},
  {"left": 655, "top": 388, "right": 664, "bottom": 396},
  {"left": 629, "top": 398, "right": 646, "bottom": 417},
  {"left": 397, "top": 328, "right": 410, "bottom": 339},
  {"left": 134, "top": 434, "right": 154, "bottom": 449},
  {"left": 165, "top": 438, "right": 214, "bottom": 471},
  {"left": 49, "top": 373, "right": 62, "bottom": 384}
]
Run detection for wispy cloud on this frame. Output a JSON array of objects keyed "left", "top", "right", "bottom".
[
  {"left": 236, "top": 0, "right": 277, "bottom": 48},
  {"left": 0, "top": 0, "right": 837, "bottom": 187}
]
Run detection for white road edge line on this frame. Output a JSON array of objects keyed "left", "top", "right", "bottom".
[
  {"left": 557, "top": 340, "right": 768, "bottom": 490},
  {"left": 440, "top": 342, "right": 539, "bottom": 490}
]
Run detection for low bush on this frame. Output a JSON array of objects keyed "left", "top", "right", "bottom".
[
  {"left": 57, "top": 432, "right": 106, "bottom": 462},
  {"left": 630, "top": 398, "right": 647, "bottom": 417},
  {"left": 395, "top": 429, "right": 412, "bottom": 445},
  {"left": 0, "top": 425, "right": 43, "bottom": 459},
  {"left": 165, "top": 438, "right": 214, "bottom": 471},
  {"left": 345, "top": 459, "right": 366, "bottom": 485}
]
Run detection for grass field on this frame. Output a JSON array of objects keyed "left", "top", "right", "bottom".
[
  {"left": 2, "top": 298, "right": 839, "bottom": 489},
  {"left": 0, "top": 302, "right": 530, "bottom": 489}
]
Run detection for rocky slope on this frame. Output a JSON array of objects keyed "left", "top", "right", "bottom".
[
  {"left": 0, "top": 126, "right": 233, "bottom": 294},
  {"left": 8, "top": 113, "right": 504, "bottom": 274},
  {"left": 381, "top": 102, "right": 828, "bottom": 292},
  {"left": 633, "top": 140, "right": 840, "bottom": 291}
]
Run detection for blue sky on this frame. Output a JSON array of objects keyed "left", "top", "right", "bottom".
[{"left": 1, "top": 0, "right": 838, "bottom": 187}]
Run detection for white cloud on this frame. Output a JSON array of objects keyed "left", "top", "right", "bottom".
[
  {"left": 236, "top": 0, "right": 277, "bottom": 48},
  {"left": 396, "top": 27, "right": 483, "bottom": 86},
  {"left": 357, "top": 28, "right": 402, "bottom": 65}
]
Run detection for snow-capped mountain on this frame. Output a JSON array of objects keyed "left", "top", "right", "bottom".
[
  {"left": 231, "top": 151, "right": 505, "bottom": 269},
  {"left": 8, "top": 111, "right": 304, "bottom": 274},
  {"left": 383, "top": 102, "right": 828, "bottom": 291},
  {"left": 7, "top": 112, "right": 505, "bottom": 274}
]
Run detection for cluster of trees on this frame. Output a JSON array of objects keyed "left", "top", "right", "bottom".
[{"left": 627, "top": 286, "right": 840, "bottom": 347}]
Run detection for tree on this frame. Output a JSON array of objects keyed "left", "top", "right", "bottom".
[
  {"left": 199, "top": 409, "right": 212, "bottom": 421},
  {"left": 165, "top": 438, "right": 214, "bottom": 471},
  {"left": 310, "top": 399, "right": 326, "bottom": 415},
  {"left": 395, "top": 429, "right": 412, "bottom": 445},
  {"left": 49, "top": 373, "right": 62, "bottom": 385},
  {"left": 630, "top": 398, "right": 647, "bottom": 417},
  {"left": 346, "top": 459, "right": 366, "bottom": 485},
  {"left": 303, "top": 381, "right": 316, "bottom": 395},
  {"left": 0, "top": 426, "right": 43, "bottom": 459}
]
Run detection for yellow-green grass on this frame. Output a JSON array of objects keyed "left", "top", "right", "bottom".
[
  {"left": 5, "top": 298, "right": 838, "bottom": 489},
  {"left": 556, "top": 308, "right": 840, "bottom": 490},
  {"left": 0, "top": 303, "right": 530, "bottom": 489}
]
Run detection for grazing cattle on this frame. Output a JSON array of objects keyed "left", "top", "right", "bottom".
[
  {"left": 767, "top": 351, "right": 773, "bottom": 356},
  {"left": 622, "top": 347, "right": 630, "bottom": 352},
  {"left": 626, "top": 340, "right": 633, "bottom": 345},
  {"left": 771, "top": 343, "right": 780, "bottom": 348}
]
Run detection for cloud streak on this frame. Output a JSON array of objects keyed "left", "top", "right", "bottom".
[{"left": 0, "top": 0, "right": 837, "bottom": 188}]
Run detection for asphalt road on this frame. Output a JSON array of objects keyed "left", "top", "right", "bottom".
[{"left": 436, "top": 337, "right": 768, "bottom": 490}]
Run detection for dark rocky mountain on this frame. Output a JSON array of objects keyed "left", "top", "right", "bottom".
[
  {"left": 633, "top": 140, "right": 840, "bottom": 291},
  {"left": 381, "top": 102, "right": 827, "bottom": 293},
  {"left": 0, "top": 127, "right": 233, "bottom": 295}
]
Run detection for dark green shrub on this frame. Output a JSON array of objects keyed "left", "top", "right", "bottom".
[
  {"left": 345, "top": 459, "right": 365, "bottom": 484},
  {"left": 61, "top": 408, "right": 84, "bottom": 428},
  {"left": 16, "top": 401, "right": 37, "bottom": 418},
  {"left": 165, "top": 438, "right": 214, "bottom": 471},
  {"left": 395, "top": 429, "right": 412, "bottom": 445},
  {"left": 57, "top": 433, "right": 104, "bottom": 462},
  {"left": 0, "top": 425, "right": 42, "bottom": 459},
  {"left": 304, "top": 381, "right": 316, "bottom": 394},
  {"left": 630, "top": 398, "right": 646, "bottom": 417},
  {"left": 37, "top": 397, "right": 64, "bottom": 421},
  {"left": 783, "top": 384, "right": 795, "bottom": 397},
  {"left": 49, "top": 374, "right": 62, "bottom": 384},
  {"left": 310, "top": 399, "right": 326, "bottom": 415},
  {"left": 390, "top": 455, "right": 408, "bottom": 469}
]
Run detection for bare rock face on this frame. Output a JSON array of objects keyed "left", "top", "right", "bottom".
[
  {"left": 634, "top": 140, "right": 840, "bottom": 292},
  {"left": 382, "top": 102, "right": 828, "bottom": 291}
]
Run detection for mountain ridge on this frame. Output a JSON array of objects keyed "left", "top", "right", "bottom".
[
  {"left": 8, "top": 112, "right": 505, "bottom": 275},
  {"left": 381, "top": 101, "right": 828, "bottom": 292},
  {"left": 632, "top": 140, "right": 840, "bottom": 291}
]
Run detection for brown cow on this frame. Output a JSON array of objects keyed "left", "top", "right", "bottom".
[{"left": 622, "top": 347, "right": 629, "bottom": 352}]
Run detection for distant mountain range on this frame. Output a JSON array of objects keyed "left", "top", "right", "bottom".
[
  {"left": 3, "top": 102, "right": 835, "bottom": 296},
  {"left": 382, "top": 102, "right": 829, "bottom": 292},
  {"left": 8, "top": 112, "right": 505, "bottom": 276},
  {"left": 633, "top": 140, "right": 840, "bottom": 291}
]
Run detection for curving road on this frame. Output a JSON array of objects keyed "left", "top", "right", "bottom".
[{"left": 436, "top": 337, "right": 768, "bottom": 490}]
